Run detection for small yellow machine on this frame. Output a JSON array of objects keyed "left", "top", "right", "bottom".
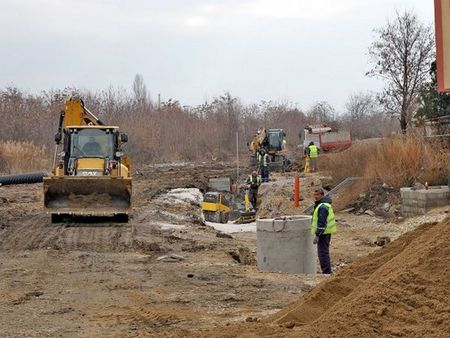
[
  {"left": 202, "top": 192, "right": 231, "bottom": 223},
  {"left": 43, "top": 97, "right": 132, "bottom": 222},
  {"left": 233, "top": 189, "right": 256, "bottom": 224}
]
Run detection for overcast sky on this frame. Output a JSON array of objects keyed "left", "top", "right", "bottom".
[{"left": 0, "top": 0, "right": 435, "bottom": 112}]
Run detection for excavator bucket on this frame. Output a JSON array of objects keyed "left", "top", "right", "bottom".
[
  {"left": 233, "top": 210, "right": 256, "bottom": 224},
  {"left": 233, "top": 190, "right": 256, "bottom": 224},
  {"left": 43, "top": 176, "right": 132, "bottom": 220}
]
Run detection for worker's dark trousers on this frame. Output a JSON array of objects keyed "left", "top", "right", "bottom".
[
  {"left": 249, "top": 189, "right": 258, "bottom": 209},
  {"left": 317, "top": 234, "right": 332, "bottom": 274},
  {"left": 260, "top": 166, "right": 269, "bottom": 182}
]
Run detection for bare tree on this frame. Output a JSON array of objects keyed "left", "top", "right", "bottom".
[
  {"left": 132, "top": 74, "right": 149, "bottom": 105},
  {"left": 307, "top": 101, "right": 336, "bottom": 124},
  {"left": 367, "top": 10, "right": 435, "bottom": 132},
  {"left": 211, "top": 92, "right": 241, "bottom": 147},
  {"left": 342, "top": 91, "right": 398, "bottom": 139},
  {"left": 345, "top": 92, "right": 376, "bottom": 120}
]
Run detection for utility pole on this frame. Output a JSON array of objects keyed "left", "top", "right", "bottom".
[{"left": 236, "top": 131, "right": 240, "bottom": 193}]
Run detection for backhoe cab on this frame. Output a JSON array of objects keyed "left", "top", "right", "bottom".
[{"left": 202, "top": 192, "right": 231, "bottom": 223}]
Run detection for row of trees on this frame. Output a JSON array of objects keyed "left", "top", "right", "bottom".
[{"left": 0, "top": 83, "right": 398, "bottom": 164}]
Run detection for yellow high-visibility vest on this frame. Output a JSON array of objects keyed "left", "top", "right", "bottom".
[
  {"left": 259, "top": 154, "right": 268, "bottom": 167},
  {"left": 311, "top": 202, "right": 336, "bottom": 235},
  {"left": 308, "top": 145, "right": 318, "bottom": 159}
]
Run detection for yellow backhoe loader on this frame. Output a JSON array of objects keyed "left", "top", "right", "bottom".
[{"left": 43, "top": 97, "right": 132, "bottom": 222}]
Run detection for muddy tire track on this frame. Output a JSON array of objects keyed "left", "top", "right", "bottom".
[{"left": 0, "top": 214, "right": 133, "bottom": 252}]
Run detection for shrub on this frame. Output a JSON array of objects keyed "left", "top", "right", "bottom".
[
  {"left": 363, "top": 135, "right": 449, "bottom": 187},
  {"left": 321, "top": 135, "right": 449, "bottom": 188},
  {"left": 319, "top": 139, "right": 382, "bottom": 186},
  {"left": 0, "top": 141, "right": 50, "bottom": 174}
]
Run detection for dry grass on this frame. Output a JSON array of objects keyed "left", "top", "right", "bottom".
[
  {"left": 364, "top": 135, "right": 449, "bottom": 187},
  {"left": 321, "top": 135, "right": 449, "bottom": 188},
  {"left": 320, "top": 135, "right": 450, "bottom": 211},
  {"left": 319, "top": 138, "right": 382, "bottom": 186},
  {"left": 0, "top": 141, "right": 50, "bottom": 174}
]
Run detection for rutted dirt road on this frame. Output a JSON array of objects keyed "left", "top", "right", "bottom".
[{"left": 0, "top": 162, "right": 448, "bottom": 337}]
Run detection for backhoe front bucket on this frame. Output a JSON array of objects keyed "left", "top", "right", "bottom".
[{"left": 43, "top": 176, "right": 131, "bottom": 218}]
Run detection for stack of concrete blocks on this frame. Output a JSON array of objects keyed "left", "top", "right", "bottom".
[{"left": 400, "top": 186, "right": 450, "bottom": 216}]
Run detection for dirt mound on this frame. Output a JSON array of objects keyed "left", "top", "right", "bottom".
[
  {"left": 257, "top": 174, "right": 320, "bottom": 218},
  {"left": 341, "top": 180, "right": 401, "bottom": 216},
  {"left": 290, "top": 217, "right": 450, "bottom": 338},
  {"left": 135, "top": 162, "right": 238, "bottom": 200},
  {"left": 176, "top": 217, "right": 450, "bottom": 337}
]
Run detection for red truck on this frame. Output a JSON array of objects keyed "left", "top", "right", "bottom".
[{"left": 301, "top": 124, "right": 352, "bottom": 151}]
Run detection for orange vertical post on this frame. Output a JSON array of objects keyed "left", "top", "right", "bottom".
[
  {"left": 294, "top": 176, "right": 300, "bottom": 207},
  {"left": 298, "top": 176, "right": 301, "bottom": 206}
]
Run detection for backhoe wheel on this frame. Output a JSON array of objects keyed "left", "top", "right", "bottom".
[
  {"left": 219, "top": 212, "right": 229, "bottom": 224},
  {"left": 212, "top": 212, "right": 221, "bottom": 223},
  {"left": 203, "top": 211, "right": 211, "bottom": 222}
]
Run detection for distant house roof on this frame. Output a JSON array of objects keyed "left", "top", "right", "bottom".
[
  {"left": 414, "top": 114, "right": 450, "bottom": 137},
  {"left": 423, "top": 114, "right": 450, "bottom": 124}
]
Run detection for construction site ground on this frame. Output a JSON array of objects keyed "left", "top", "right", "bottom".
[{"left": 0, "top": 162, "right": 448, "bottom": 337}]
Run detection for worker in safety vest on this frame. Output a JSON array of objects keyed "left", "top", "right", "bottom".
[
  {"left": 255, "top": 149, "right": 261, "bottom": 170},
  {"left": 258, "top": 148, "right": 270, "bottom": 182},
  {"left": 311, "top": 188, "right": 336, "bottom": 274},
  {"left": 246, "top": 171, "right": 261, "bottom": 209},
  {"left": 305, "top": 141, "right": 319, "bottom": 172}
]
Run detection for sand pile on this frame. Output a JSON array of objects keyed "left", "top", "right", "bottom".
[
  {"left": 271, "top": 217, "right": 450, "bottom": 337},
  {"left": 176, "top": 217, "right": 450, "bottom": 337}
]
